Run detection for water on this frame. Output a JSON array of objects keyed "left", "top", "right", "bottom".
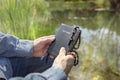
[
  {"left": 69, "top": 27, "right": 120, "bottom": 80},
  {"left": 49, "top": 11, "right": 120, "bottom": 80}
]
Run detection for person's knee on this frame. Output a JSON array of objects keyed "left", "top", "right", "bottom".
[{"left": 0, "top": 57, "right": 13, "bottom": 79}]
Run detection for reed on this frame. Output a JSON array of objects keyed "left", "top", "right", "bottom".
[{"left": 0, "top": 0, "right": 52, "bottom": 39}]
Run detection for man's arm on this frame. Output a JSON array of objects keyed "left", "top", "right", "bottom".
[
  {"left": 0, "top": 32, "right": 33, "bottom": 57},
  {"left": 0, "top": 32, "right": 55, "bottom": 58},
  {"left": 9, "top": 66, "right": 67, "bottom": 80}
]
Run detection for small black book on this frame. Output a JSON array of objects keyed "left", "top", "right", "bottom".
[{"left": 47, "top": 24, "right": 81, "bottom": 58}]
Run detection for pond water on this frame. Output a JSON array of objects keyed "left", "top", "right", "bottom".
[{"left": 49, "top": 11, "right": 120, "bottom": 80}]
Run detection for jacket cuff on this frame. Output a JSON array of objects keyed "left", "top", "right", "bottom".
[
  {"left": 41, "top": 66, "right": 67, "bottom": 80},
  {"left": 15, "top": 40, "right": 33, "bottom": 57},
  {"left": 0, "top": 70, "right": 6, "bottom": 80}
]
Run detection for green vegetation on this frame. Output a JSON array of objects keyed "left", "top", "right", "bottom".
[
  {"left": 0, "top": 0, "right": 55, "bottom": 39},
  {"left": 0, "top": 0, "right": 119, "bottom": 39}
]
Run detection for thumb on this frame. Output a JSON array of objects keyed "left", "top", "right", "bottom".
[{"left": 59, "top": 47, "right": 66, "bottom": 56}]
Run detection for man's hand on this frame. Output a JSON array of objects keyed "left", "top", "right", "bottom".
[
  {"left": 52, "top": 47, "right": 75, "bottom": 75},
  {"left": 33, "top": 35, "right": 55, "bottom": 57}
]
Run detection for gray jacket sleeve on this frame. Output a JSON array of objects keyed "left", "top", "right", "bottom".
[
  {"left": 0, "top": 32, "right": 33, "bottom": 57},
  {"left": 9, "top": 66, "right": 67, "bottom": 80}
]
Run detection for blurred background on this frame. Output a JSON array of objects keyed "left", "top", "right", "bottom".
[{"left": 0, "top": 0, "right": 120, "bottom": 80}]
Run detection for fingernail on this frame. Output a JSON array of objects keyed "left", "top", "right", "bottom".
[{"left": 61, "top": 47, "right": 65, "bottom": 50}]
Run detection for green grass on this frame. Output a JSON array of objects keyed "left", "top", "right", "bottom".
[{"left": 0, "top": 0, "right": 55, "bottom": 39}]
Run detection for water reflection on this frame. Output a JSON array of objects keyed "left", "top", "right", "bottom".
[{"left": 69, "top": 27, "right": 120, "bottom": 80}]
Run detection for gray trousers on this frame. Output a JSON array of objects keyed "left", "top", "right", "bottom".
[{"left": 0, "top": 57, "right": 53, "bottom": 79}]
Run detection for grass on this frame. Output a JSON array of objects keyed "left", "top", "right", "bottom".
[{"left": 0, "top": 0, "right": 55, "bottom": 39}]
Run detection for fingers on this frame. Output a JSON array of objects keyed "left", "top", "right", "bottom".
[
  {"left": 59, "top": 47, "right": 75, "bottom": 60},
  {"left": 67, "top": 53, "right": 75, "bottom": 61},
  {"left": 67, "top": 52, "right": 76, "bottom": 58},
  {"left": 45, "top": 35, "right": 55, "bottom": 45},
  {"left": 42, "top": 35, "right": 55, "bottom": 55},
  {"left": 46, "top": 35, "right": 55, "bottom": 40},
  {"left": 33, "top": 35, "right": 55, "bottom": 57}
]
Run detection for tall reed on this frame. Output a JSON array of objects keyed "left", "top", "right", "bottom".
[{"left": 0, "top": 0, "right": 51, "bottom": 39}]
